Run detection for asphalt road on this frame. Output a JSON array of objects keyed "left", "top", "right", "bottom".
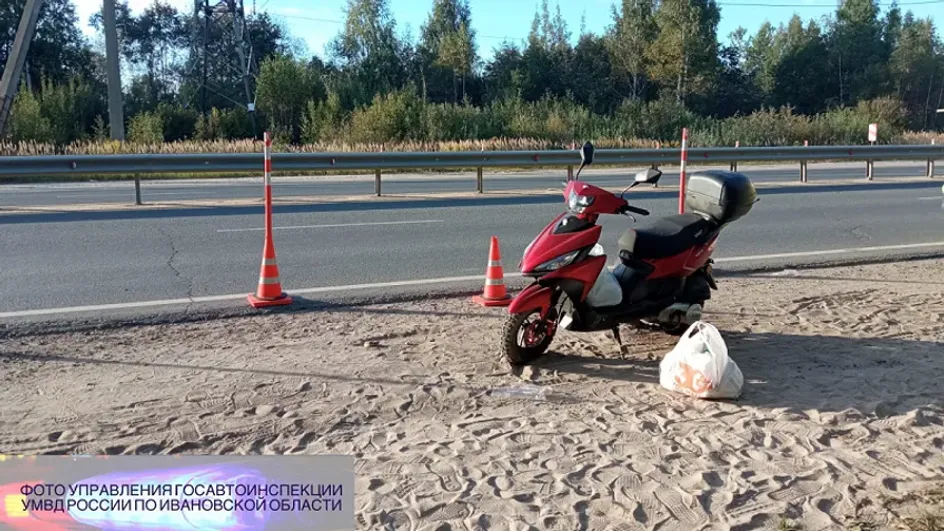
[
  {"left": 0, "top": 161, "right": 934, "bottom": 207},
  {"left": 1, "top": 176, "right": 942, "bottom": 322}
]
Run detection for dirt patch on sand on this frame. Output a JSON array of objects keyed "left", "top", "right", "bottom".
[{"left": 1, "top": 259, "right": 942, "bottom": 530}]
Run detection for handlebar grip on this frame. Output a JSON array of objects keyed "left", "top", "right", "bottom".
[{"left": 626, "top": 206, "right": 650, "bottom": 216}]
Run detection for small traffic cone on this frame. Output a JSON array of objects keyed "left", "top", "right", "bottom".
[
  {"left": 247, "top": 232, "right": 292, "bottom": 308},
  {"left": 472, "top": 236, "right": 512, "bottom": 307}
]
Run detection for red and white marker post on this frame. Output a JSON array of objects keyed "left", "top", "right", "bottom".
[{"left": 678, "top": 128, "right": 689, "bottom": 214}]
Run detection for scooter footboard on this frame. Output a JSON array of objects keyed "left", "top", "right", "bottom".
[{"left": 508, "top": 284, "right": 553, "bottom": 317}]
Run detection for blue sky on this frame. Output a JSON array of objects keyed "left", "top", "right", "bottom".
[
  {"left": 75, "top": 0, "right": 943, "bottom": 60},
  {"left": 259, "top": 0, "right": 943, "bottom": 59}
]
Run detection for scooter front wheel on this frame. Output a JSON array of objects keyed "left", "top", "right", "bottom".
[{"left": 500, "top": 310, "right": 556, "bottom": 366}]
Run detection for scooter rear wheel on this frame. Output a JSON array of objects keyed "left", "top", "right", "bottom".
[{"left": 501, "top": 310, "right": 555, "bottom": 366}]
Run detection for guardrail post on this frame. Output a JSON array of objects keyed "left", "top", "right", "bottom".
[
  {"left": 651, "top": 142, "right": 659, "bottom": 188},
  {"left": 566, "top": 165, "right": 573, "bottom": 181},
  {"left": 134, "top": 177, "right": 142, "bottom": 205},
  {"left": 800, "top": 140, "right": 808, "bottom": 183},
  {"left": 477, "top": 167, "right": 484, "bottom": 193},
  {"left": 928, "top": 139, "right": 936, "bottom": 178},
  {"left": 730, "top": 141, "right": 739, "bottom": 172},
  {"left": 375, "top": 169, "right": 381, "bottom": 196},
  {"left": 867, "top": 141, "right": 874, "bottom": 181}
]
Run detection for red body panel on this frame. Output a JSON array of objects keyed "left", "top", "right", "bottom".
[
  {"left": 507, "top": 284, "right": 553, "bottom": 316},
  {"left": 520, "top": 213, "right": 602, "bottom": 274},
  {"left": 540, "top": 255, "right": 607, "bottom": 300},
  {"left": 563, "top": 181, "right": 627, "bottom": 217},
  {"left": 510, "top": 254, "right": 608, "bottom": 315},
  {"left": 647, "top": 235, "right": 718, "bottom": 279}
]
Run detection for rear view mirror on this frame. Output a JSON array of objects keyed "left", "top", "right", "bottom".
[
  {"left": 635, "top": 167, "right": 662, "bottom": 184},
  {"left": 580, "top": 141, "right": 594, "bottom": 165}
]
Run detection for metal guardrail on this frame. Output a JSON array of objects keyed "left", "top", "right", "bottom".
[{"left": 0, "top": 144, "right": 939, "bottom": 201}]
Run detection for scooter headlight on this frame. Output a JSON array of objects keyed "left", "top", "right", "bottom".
[
  {"left": 567, "top": 190, "right": 594, "bottom": 214},
  {"left": 534, "top": 250, "right": 581, "bottom": 273}
]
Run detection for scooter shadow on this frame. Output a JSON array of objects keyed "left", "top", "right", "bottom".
[{"left": 523, "top": 349, "right": 662, "bottom": 386}]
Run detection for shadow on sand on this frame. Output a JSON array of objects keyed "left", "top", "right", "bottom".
[{"left": 536, "top": 331, "right": 943, "bottom": 414}]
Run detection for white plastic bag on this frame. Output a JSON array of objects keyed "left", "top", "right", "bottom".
[{"left": 659, "top": 321, "right": 743, "bottom": 399}]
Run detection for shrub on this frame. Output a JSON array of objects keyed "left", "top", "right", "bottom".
[
  {"left": 38, "top": 77, "right": 101, "bottom": 145},
  {"left": 156, "top": 103, "right": 198, "bottom": 141},
  {"left": 195, "top": 108, "right": 223, "bottom": 141},
  {"left": 423, "top": 102, "right": 493, "bottom": 141},
  {"left": 302, "top": 92, "right": 346, "bottom": 143},
  {"left": 256, "top": 55, "right": 324, "bottom": 142},
  {"left": 348, "top": 89, "right": 425, "bottom": 144},
  {"left": 127, "top": 112, "right": 164, "bottom": 143},
  {"left": 219, "top": 107, "right": 254, "bottom": 139},
  {"left": 8, "top": 86, "right": 53, "bottom": 143}
]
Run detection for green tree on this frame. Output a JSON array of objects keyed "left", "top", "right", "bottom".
[
  {"left": 126, "top": 2, "right": 187, "bottom": 107},
  {"left": 37, "top": 76, "right": 101, "bottom": 144},
  {"left": 646, "top": 0, "right": 721, "bottom": 103},
  {"left": 772, "top": 17, "right": 832, "bottom": 114},
  {"left": 7, "top": 83, "right": 52, "bottom": 142},
  {"left": 1, "top": 0, "right": 96, "bottom": 87},
  {"left": 711, "top": 28, "right": 761, "bottom": 117},
  {"left": 255, "top": 55, "right": 325, "bottom": 142},
  {"left": 744, "top": 22, "right": 777, "bottom": 101},
  {"left": 572, "top": 33, "right": 619, "bottom": 113},
  {"left": 889, "top": 14, "right": 941, "bottom": 128},
  {"left": 330, "top": 0, "right": 408, "bottom": 106},
  {"left": 127, "top": 111, "right": 164, "bottom": 143},
  {"left": 607, "top": 0, "right": 655, "bottom": 101},
  {"left": 436, "top": 22, "right": 475, "bottom": 102},
  {"left": 417, "top": 0, "right": 475, "bottom": 103},
  {"left": 828, "top": 0, "right": 889, "bottom": 105},
  {"left": 483, "top": 43, "right": 524, "bottom": 102},
  {"left": 518, "top": 0, "right": 572, "bottom": 102}
]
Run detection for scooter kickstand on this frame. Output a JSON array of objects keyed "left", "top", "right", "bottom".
[
  {"left": 612, "top": 327, "right": 631, "bottom": 359},
  {"left": 611, "top": 327, "right": 622, "bottom": 345}
]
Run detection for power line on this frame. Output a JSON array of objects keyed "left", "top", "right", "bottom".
[
  {"left": 266, "top": 0, "right": 944, "bottom": 35},
  {"left": 261, "top": 0, "right": 943, "bottom": 50}
]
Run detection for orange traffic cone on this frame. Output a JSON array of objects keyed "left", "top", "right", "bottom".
[
  {"left": 248, "top": 131, "right": 292, "bottom": 309},
  {"left": 472, "top": 236, "right": 512, "bottom": 307},
  {"left": 247, "top": 231, "right": 293, "bottom": 308}
]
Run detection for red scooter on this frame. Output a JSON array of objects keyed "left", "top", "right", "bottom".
[{"left": 501, "top": 141, "right": 757, "bottom": 366}]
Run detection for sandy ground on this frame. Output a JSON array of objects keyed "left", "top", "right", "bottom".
[{"left": 1, "top": 259, "right": 943, "bottom": 530}]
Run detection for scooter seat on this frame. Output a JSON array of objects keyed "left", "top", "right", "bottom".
[{"left": 620, "top": 213, "right": 715, "bottom": 260}]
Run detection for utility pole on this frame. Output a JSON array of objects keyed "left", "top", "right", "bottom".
[
  {"left": 103, "top": 0, "right": 136, "bottom": 203},
  {"left": 0, "top": 0, "right": 44, "bottom": 137},
  {"left": 202, "top": 0, "right": 209, "bottom": 117},
  {"left": 103, "top": 0, "right": 125, "bottom": 141}
]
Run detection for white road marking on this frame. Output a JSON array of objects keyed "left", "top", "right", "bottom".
[
  {"left": 55, "top": 192, "right": 216, "bottom": 199},
  {"left": 917, "top": 196, "right": 942, "bottom": 200},
  {"left": 216, "top": 220, "right": 445, "bottom": 233},
  {"left": 2, "top": 241, "right": 944, "bottom": 319}
]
